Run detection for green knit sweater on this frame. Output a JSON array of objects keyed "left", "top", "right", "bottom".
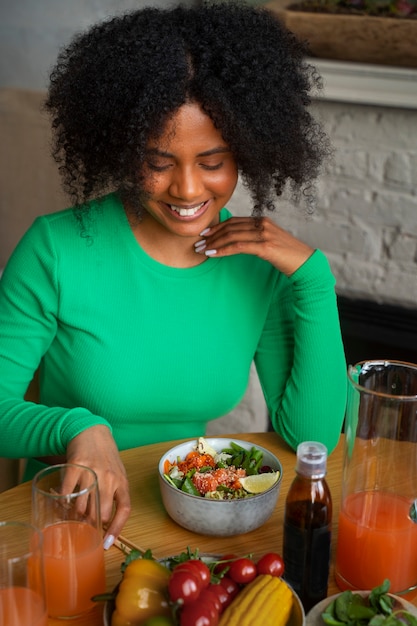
[{"left": 0, "top": 193, "right": 346, "bottom": 466}]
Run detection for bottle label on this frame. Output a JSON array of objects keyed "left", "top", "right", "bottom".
[{"left": 283, "top": 521, "right": 331, "bottom": 601}]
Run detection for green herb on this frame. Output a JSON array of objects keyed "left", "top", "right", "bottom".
[
  {"left": 222, "top": 443, "right": 264, "bottom": 475},
  {"left": 322, "top": 580, "right": 417, "bottom": 626},
  {"left": 180, "top": 476, "right": 200, "bottom": 496}
]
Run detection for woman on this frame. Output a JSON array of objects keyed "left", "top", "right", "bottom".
[{"left": 0, "top": 1, "right": 346, "bottom": 547}]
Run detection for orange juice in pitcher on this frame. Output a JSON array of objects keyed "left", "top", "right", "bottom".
[{"left": 335, "top": 360, "right": 417, "bottom": 598}]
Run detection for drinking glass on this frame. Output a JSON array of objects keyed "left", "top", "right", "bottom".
[
  {"left": 32, "top": 463, "right": 106, "bottom": 618},
  {"left": 0, "top": 520, "right": 47, "bottom": 626},
  {"left": 335, "top": 360, "right": 417, "bottom": 597}
]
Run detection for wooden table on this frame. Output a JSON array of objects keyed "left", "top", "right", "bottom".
[{"left": 0, "top": 432, "right": 347, "bottom": 625}]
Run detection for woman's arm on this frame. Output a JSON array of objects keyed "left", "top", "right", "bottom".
[
  {"left": 196, "top": 216, "right": 347, "bottom": 453},
  {"left": 0, "top": 218, "right": 130, "bottom": 542},
  {"left": 256, "top": 250, "right": 347, "bottom": 453}
]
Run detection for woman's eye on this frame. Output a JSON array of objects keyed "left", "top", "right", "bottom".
[
  {"left": 146, "top": 161, "right": 171, "bottom": 172},
  {"left": 201, "top": 162, "right": 223, "bottom": 171}
]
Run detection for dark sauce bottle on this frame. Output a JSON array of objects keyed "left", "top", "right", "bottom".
[{"left": 282, "top": 441, "right": 332, "bottom": 613}]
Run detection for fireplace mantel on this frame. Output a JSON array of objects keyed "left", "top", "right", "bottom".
[{"left": 312, "top": 59, "right": 417, "bottom": 110}]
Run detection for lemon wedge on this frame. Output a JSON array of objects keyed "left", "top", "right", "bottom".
[{"left": 239, "top": 471, "right": 280, "bottom": 494}]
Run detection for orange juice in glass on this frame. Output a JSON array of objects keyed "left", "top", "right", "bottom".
[
  {"left": 0, "top": 521, "right": 47, "bottom": 626},
  {"left": 0, "top": 587, "right": 47, "bottom": 626},
  {"left": 42, "top": 520, "right": 105, "bottom": 617},
  {"left": 32, "top": 463, "right": 106, "bottom": 618},
  {"left": 335, "top": 361, "right": 417, "bottom": 598}
]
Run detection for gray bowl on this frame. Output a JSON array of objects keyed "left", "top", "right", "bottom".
[{"left": 158, "top": 437, "right": 283, "bottom": 537}]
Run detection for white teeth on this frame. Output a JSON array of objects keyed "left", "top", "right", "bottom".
[{"left": 170, "top": 202, "right": 204, "bottom": 216}]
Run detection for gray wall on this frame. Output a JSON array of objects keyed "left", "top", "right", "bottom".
[{"left": 0, "top": 0, "right": 197, "bottom": 90}]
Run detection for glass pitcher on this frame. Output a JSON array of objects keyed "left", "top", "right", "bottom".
[{"left": 335, "top": 360, "right": 417, "bottom": 597}]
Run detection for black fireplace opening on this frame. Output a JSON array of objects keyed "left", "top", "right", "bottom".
[{"left": 337, "top": 295, "right": 417, "bottom": 367}]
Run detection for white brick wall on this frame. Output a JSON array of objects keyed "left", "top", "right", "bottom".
[{"left": 229, "top": 100, "right": 417, "bottom": 309}]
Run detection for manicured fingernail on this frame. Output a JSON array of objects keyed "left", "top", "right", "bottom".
[
  {"left": 205, "top": 249, "right": 217, "bottom": 256},
  {"left": 194, "top": 239, "right": 206, "bottom": 248},
  {"left": 103, "top": 534, "right": 115, "bottom": 550},
  {"left": 195, "top": 243, "right": 206, "bottom": 253},
  {"left": 199, "top": 228, "right": 211, "bottom": 236}
]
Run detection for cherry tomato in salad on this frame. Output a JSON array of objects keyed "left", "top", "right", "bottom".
[
  {"left": 256, "top": 552, "right": 285, "bottom": 578},
  {"left": 168, "top": 570, "right": 200, "bottom": 604},
  {"left": 180, "top": 599, "right": 219, "bottom": 626},
  {"left": 228, "top": 557, "right": 257, "bottom": 585},
  {"left": 175, "top": 560, "right": 211, "bottom": 589}
]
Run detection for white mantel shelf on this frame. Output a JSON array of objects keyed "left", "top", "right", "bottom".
[{"left": 312, "top": 59, "right": 417, "bottom": 110}]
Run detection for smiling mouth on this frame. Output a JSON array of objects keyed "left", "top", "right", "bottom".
[{"left": 169, "top": 202, "right": 206, "bottom": 217}]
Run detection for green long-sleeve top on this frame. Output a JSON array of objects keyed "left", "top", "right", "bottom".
[{"left": 0, "top": 193, "right": 347, "bottom": 466}]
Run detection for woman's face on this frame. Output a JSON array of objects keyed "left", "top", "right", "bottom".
[{"left": 140, "top": 102, "right": 238, "bottom": 238}]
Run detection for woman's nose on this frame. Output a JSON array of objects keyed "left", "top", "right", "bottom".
[{"left": 169, "top": 165, "right": 204, "bottom": 200}]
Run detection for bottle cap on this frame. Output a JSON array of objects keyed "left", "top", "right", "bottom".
[{"left": 296, "top": 441, "right": 328, "bottom": 478}]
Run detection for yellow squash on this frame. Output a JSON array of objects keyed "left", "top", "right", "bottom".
[{"left": 218, "top": 574, "right": 294, "bottom": 626}]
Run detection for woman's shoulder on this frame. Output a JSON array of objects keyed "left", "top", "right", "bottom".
[{"left": 28, "top": 193, "right": 121, "bottom": 242}]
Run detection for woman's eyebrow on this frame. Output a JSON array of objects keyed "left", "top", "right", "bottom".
[{"left": 145, "top": 146, "right": 231, "bottom": 158}]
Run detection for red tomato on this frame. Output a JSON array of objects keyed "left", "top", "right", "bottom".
[
  {"left": 198, "top": 588, "right": 222, "bottom": 613},
  {"left": 228, "top": 558, "right": 257, "bottom": 585},
  {"left": 218, "top": 576, "right": 239, "bottom": 601},
  {"left": 168, "top": 570, "right": 201, "bottom": 604},
  {"left": 176, "top": 560, "right": 211, "bottom": 588},
  {"left": 256, "top": 552, "right": 285, "bottom": 578},
  {"left": 206, "top": 583, "right": 231, "bottom": 612},
  {"left": 180, "top": 599, "right": 219, "bottom": 626},
  {"left": 213, "top": 553, "right": 238, "bottom": 575}
]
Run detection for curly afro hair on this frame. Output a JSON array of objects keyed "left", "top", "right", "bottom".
[{"left": 45, "top": 0, "right": 329, "bottom": 216}]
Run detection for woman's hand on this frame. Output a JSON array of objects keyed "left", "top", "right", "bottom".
[
  {"left": 195, "top": 216, "right": 314, "bottom": 276},
  {"left": 64, "top": 425, "right": 131, "bottom": 549}
]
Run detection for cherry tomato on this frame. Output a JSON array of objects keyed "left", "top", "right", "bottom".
[
  {"left": 228, "top": 558, "right": 257, "bottom": 585},
  {"left": 180, "top": 599, "right": 219, "bottom": 626},
  {"left": 213, "top": 554, "right": 237, "bottom": 575},
  {"left": 218, "top": 576, "right": 239, "bottom": 601},
  {"left": 168, "top": 570, "right": 200, "bottom": 604},
  {"left": 256, "top": 552, "right": 285, "bottom": 578},
  {"left": 206, "top": 583, "right": 231, "bottom": 612},
  {"left": 198, "top": 588, "right": 222, "bottom": 613},
  {"left": 176, "top": 560, "right": 211, "bottom": 589}
]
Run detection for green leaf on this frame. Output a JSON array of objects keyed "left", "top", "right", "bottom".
[
  {"left": 369, "top": 615, "right": 388, "bottom": 626},
  {"left": 321, "top": 612, "right": 346, "bottom": 626},
  {"left": 335, "top": 591, "right": 354, "bottom": 621},
  {"left": 181, "top": 476, "right": 200, "bottom": 496},
  {"left": 379, "top": 595, "right": 395, "bottom": 615},
  {"left": 369, "top": 580, "right": 391, "bottom": 609},
  {"left": 347, "top": 604, "right": 376, "bottom": 620}
]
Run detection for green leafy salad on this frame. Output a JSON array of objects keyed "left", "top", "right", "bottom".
[
  {"left": 322, "top": 580, "right": 417, "bottom": 626},
  {"left": 163, "top": 437, "right": 276, "bottom": 500}
]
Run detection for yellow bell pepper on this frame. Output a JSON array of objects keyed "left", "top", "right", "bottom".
[{"left": 111, "top": 558, "right": 172, "bottom": 626}]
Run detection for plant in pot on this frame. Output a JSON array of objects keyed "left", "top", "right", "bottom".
[{"left": 264, "top": 0, "right": 417, "bottom": 67}]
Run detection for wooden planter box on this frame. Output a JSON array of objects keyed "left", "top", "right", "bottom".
[{"left": 264, "top": 1, "right": 417, "bottom": 68}]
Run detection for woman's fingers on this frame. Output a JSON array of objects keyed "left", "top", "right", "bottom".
[
  {"left": 101, "top": 482, "right": 132, "bottom": 550},
  {"left": 196, "top": 216, "right": 314, "bottom": 275},
  {"left": 65, "top": 425, "right": 132, "bottom": 548}
]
